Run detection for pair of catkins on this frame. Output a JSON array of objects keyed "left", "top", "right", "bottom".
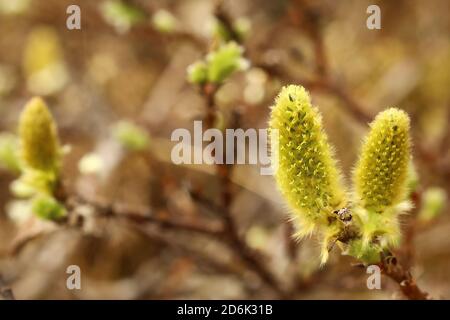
[{"left": 270, "top": 85, "right": 412, "bottom": 265}]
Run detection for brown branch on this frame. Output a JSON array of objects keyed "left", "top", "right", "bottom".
[
  {"left": 76, "top": 188, "right": 290, "bottom": 297},
  {"left": 379, "top": 254, "right": 429, "bottom": 300},
  {"left": 217, "top": 152, "right": 288, "bottom": 298},
  {"left": 71, "top": 193, "right": 224, "bottom": 237},
  {"left": 202, "top": 83, "right": 219, "bottom": 129},
  {"left": 129, "top": 222, "right": 258, "bottom": 297},
  {"left": 189, "top": 188, "right": 227, "bottom": 216},
  {"left": 338, "top": 225, "right": 429, "bottom": 300}
]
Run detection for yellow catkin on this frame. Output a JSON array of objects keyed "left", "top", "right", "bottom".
[
  {"left": 19, "top": 97, "right": 60, "bottom": 173},
  {"left": 348, "top": 108, "right": 412, "bottom": 263},
  {"left": 353, "top": 108, "right": 411, "bottom": 212},
  {"left": 269, "top": 85, "right": 348, "bottom": 263}
]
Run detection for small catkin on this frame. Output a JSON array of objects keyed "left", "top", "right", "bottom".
[
  {"left": 269, "top": 85, "right": 347, "bottom": 243},
  {"left": 353, "top": 108, "right": 411, "bottom": 212},
  {"left": 19, "top": 97, "right": 60, "bottom": 173}
]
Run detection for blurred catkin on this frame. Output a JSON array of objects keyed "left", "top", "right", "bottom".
[
  {"left": 19, "top": 97, "right": 60, "bottom": 173},
  {"left": 23, "top": 26, "right": 68, "bottom": 95}
]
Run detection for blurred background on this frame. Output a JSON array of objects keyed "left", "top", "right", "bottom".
[{"left": 0, "top": 0, "right": 448, "bottom": 299}]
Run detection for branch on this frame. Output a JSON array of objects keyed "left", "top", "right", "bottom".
[
  {"left": 379, "top": 254, "right": 429, "bottom": 300},
  {"left": 71, "top": 193, "right": 224, "bottom": 237}
]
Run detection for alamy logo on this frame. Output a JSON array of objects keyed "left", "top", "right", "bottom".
[
  {"left": 66, "top": 5, "right": 81, "bottom": 30},
  {"left": 170, "top": 121, "right": 278, "bottom": 175},
  {"left": 66, "top": 265, "right": 81, "bottom": 290},
  {"left": 366, "top": 265, "right": 381, "bottom": 290},
  {"left": 366, "top": 5, "right": 381, "bottom": 30}
]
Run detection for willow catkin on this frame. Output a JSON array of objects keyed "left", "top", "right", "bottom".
[
  {"left": 353, "top": 108, "right": 411, "bottom": 212},
  {"left": 269, "top": 85, "right": 348, "bottom": 263},
  {"left": 19, "top": 97, "right": 60, "bottom": 173}
]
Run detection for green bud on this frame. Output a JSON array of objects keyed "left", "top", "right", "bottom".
[{"left": 206, "top": 42, "right": 248, "bottom": 84}]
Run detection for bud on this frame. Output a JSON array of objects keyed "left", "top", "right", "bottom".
[
  {"left": 206, "top": 42, "right": 248, "bottom": 84},
  {"left": 19, "top": 97, "right": 60, "bottom": 173}
]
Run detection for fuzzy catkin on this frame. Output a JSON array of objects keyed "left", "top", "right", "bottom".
[
  {"left": 19, "top": 97, "right": 60, "bottom": 173},
  {"left": 353, "top": 108, "right": 411, "bottom": 212},
  {"left": 269, "top": 85, "right": 347, "bottom": 237}
]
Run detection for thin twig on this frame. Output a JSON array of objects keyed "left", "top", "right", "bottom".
[
  {"left": 379, "top": 254, "right": 429, "bottom": 300},
  {"left": 72, "top": 193, "right": 224, "bottom": 237}
]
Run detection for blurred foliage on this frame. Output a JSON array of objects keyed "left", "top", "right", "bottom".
[
  {"left": 0, "top": 0, "right": 448, "bottom": 300},
  {"left": 78, "top": 152, "right": 103, "bottom": 175},
  {"left": 0, "top": 0, "right": 30, "bottom": 15},
  {"left": 31, "top": 195, "right": 66, "bottom": 220},
  {"left": 23, "top": 27, "right": 69, "bottom": 96},
  {"left": 151, "top": 9, "right": 178, "bottom": 34},
  {"left": 101, "top": 0, "right": 146, "bottom": 33},
  {"left": 418, "top": 187, "right": 447, "bottom": 222},
  {"left": 112, "top": 120, "right": 150, "bottom": 151},
  {"left": 0, "top": 133, "right": 21, "bottom": 173}
]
